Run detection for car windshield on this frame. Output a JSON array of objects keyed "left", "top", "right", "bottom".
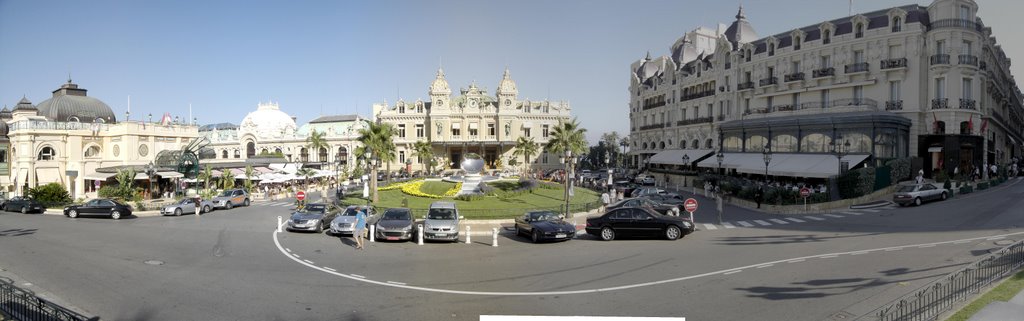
[
  {"left": 529, "top": 211, "right": 559, "bottom": 221},
  {"left": 218, "top": 190, "right": 233, "bottom": 197},
  {"left": 179, "top": 199, "right": 193, "bottom": 205},
  {"left": 898, "top": 185, "right": 919, "bottom": 192},
  {"left": 427, "top": 208, "right": 455, "bottom": 220},
  {"left": 382, "top": 210, "right": 411, "bottom": 220},
  {"left": 304, "top": 204, "right": 327, "bottom": 213},
  {"left": 341, "top": 207, "right": 363, "bottom": 216}
]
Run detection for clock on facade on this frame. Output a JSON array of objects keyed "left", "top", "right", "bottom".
[
  {"left": 505, "top": 99, "right": 511, "bottom": 106},
  {"left": 435, "top": 100, "right": 443, "bottom": 106}
]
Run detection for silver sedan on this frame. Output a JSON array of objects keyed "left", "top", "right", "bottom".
[
  {"left": 161, "top": 199, "right": 215, "bottom": 216},
  {"left": 893, "top": 183, "right": 948, "bottom": 206}
]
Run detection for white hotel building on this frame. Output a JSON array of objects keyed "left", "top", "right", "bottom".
[{"left": 628, "top": 0, "right": 1024, "bottom": 179}]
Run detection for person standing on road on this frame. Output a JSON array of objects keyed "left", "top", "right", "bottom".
[
  {"left": 600, "top": 190, "right": 611, "bottom": 213},
  {"left": 353, "top": 207, "right": 367, "bottom": 250},
  {"left": 754, "top": 186, "right": 763, "bottom": 209},
  {"left": 193, "top": 197, "right": 201, "bottom": 216}
]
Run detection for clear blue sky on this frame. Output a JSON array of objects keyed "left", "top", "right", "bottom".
[{"left": 2, "top": 0, "right": 1022, "bottom": 144}]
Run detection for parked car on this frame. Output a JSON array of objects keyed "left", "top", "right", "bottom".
[
  {"left": 286, "top": 203, "right": 339, "bottom": 233},
  {"left": 607, "top": 198, "right": 682, "bottom": 216},
  {"left": 639, "top": 194, "right": 685, "bottom": 205},
  {"left": 893, "top": 183, "right": 948, "bottom": 206},
  {"left": 64, "top": 199, "right": 133, "bottom": 219},
  {"left": 3, "top": 196, "right": 45, "bottom": 214},
  {"left": 634, "top": 174, "right": 655, "bottom": 185},
  {"left": 630, "top": 187, "right": 677, "bottom": 198},
  {"left": 161, "top": 198, "right": 215, "bottom": 216},
  {"left": 374, "top": 208, "right": 416, "bottom": 241},
  {"left": 514, "top": 210, "right": 576, "bottom": 243},
  {"left": 585, "top": 207, "right": 694, "bottom": 241},
  {"left": 329, "top": 205, "right": 374, "bottom": 236},
  {"left": 423, "top": 201, "right": 462, "bottom": 242},
  {"left": 212, "top": 189, "right": 250, "bottom": 209},
  {"left": 612, "top": 182, "right": 640, "bottom": 196}
]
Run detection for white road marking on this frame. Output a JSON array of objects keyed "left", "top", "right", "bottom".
[
  {"left": 987, "top": 236, "right": 1005, "bottom": 241},
  {"left": 954, "top": 240, "right": 972, "bottom": 244},
  {"left": 273, "top": 221, "right": 1024, "bottom": 296},
  {"left": 824, "top": 214, "right": 845, "bottom": 218},
  {"left": 323, "top": 267, "right": 337, "bottom": 272},
  {"left": 387, "top": 281, "right": 407, "bottom": 285},
  {"left": 721, "top": 222, "right": 736, "bottom": 229},
  {"left": 755, "top": 264, "right": 773, "bottom": 269},
  {"left": 850, "top": 251, "right": 869, "bottom": 255},
  {"left": 840, "top": 211, "right": 862, "bottom": 216},
  {"left": 861, "top": 209, "right": 880, "bottom": 213},
  {"left": 885, "top": 247, "right": 903, "bottom": 251},
  {"left": 703, "top": 224, "right": 718, "bottom": 230},
  {"left": 736, "top": 221, "right": 754, "bottom": 227},
  {"left": 293, "top": 254, "right": 301, "bottom": 258},
  {"left": 768, "top": 219, "right": 789, "bottom": 224},
  {"left": 723, "top": 270, "right": 742, "bottom": 275},
  {"left": 805, "top": 216, "right": 825, "bottom": 221},
  {"left": 285, "top": 248, "right": 292, "bottom": 252},
  {"left": 919, "top": 244, "right": 935, "bottom": 248},
  {"left": 303, "top": 259, "right": 314, "bottom": 264},
  {"left": 753, "top": 220, "right": 772, "bottom": 226},
  {"left": 820, "top": 255, "right": 838, "bottom": 259},
  {"left": 784, "top": 217, "right": 805, "bottom": 223}
]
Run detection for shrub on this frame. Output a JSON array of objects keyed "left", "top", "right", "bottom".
[
  {"left": 959, "top": 186, "right": 973, "bottom": 194},
  {"left": 27, "top": 183, "right": 72, "bottom": 207},
  {"left": 885, "top": 158, "right": 912, "bottom": 182},
  {"left": 837, "top": 167, "right": 875, "bottom": 199},
  {"left": 478, "top": 182, "right": 496, "bottom": 196},
  {"left": 455, "top": 194, "right": 484, "bottom": 201},
  {"left": 978, "top": 181, "right": 989, "bottom": 190}
]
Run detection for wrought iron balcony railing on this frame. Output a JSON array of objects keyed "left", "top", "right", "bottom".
[
  {"left": 784, "top": 72, "right": 805, "bottom": 82},
  {"left": 759, "top": 77, "right": 778, "bottom": 87},
  {"left": 812, "top": 67, "right": 835, "bottom": 78},
  {"left": 880, "top": 58, "right": 908, "bottom": 70},
  {"left": 931, "top": 98, "right": 950, "bottom": 109},
  {"left": 930, "top": 54, "right": 950, "bottom": 65},
  {"left": 958, "top": 55, "right": 979, "bottom": 66},
  {"left": 737, "top": 81, "right": 755, "bottom": 91},
  {"left": 959, "top": 98, "right": 977, "bottom": 110},
  {"left": 845, "top": 62, "right": 869, "bottom": 74},
  {"left": 885, "top": 100, "right": 904, "bottom": 111}
]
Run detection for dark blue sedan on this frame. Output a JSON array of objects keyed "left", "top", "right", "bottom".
[{"left": 514, "top": 211, "right": 576, "bottom": 243}]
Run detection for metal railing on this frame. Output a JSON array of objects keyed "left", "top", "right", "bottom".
[
  {"left": 958, "top": 55, "right": 978, "bottom": 66},
  {"left": 928, "top": 18, "right": 984, "bottom": 32},
  {"left": 676, "top": 117, "right": 713, "bottom": 126},
  {"left": 737, "top": 81, "right": 755, "bottom": 91},
  {"left": 881, "top": 58, "right": 908, "bottom": 70},
  {"left": 0, "top": 277, "right": 95, "bottom": 321},
  {"left": 784, "top": 72, "right": 805, "bottom": 82},
  {"left": 361, "top": 200, "right": 603, "bottom": 219},
  {"left": 812, "top": 67, "right": 835, "bottom": 78},
  {"left": 874, "top": 239, "right": 1024, "bottom": 321},
  {"left": 886, "top": 100, "right": 904, "bottom": 111},
  {"left": 759, "top": 77, "right": 778, "bottom": 87},
  {"left": 959, "top": 99, "right": 977, "bottom": 110},
  {"left": 930, "top": 54, "right": 950, "bottom": 65},
  {"left": 845, "top": 62, "right": 870, "bottom": 73},
  {"left": 638, "top": 123, "right": 665, "bottom": 130},
  {"left": 931, "top": 98, "right": 950, "bottom": 109}
]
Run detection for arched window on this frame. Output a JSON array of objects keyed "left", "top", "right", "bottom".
[
  {"left": 318, "top": 147, "right": 328, "bottom": 163},
  {"left": 300, "top": 148, "right": 309, "bottom": 162},
  {"left": 692, "top": 139, "right": 699, "bottom": 149},
  {"left": 768, "top": 43, "right": 775, "bottom": 56},
  {"left": 261, "top": 148, "right": 268, "bottom": 155},
  {"left": 275, "top": 148, "right": 282, "bottom": 155},
  {"left": 960, "top": 121, "right": 970, "bottom": 135},
  {"left": 745, "top": 49, "right": 752, "bottom": 62},
  {"left": 855, "top": 23, "right": 864, "bottom": 38},
  {"left": 659, "top": 141, "right": 665, "bottom": 149},
  {"left": 642, "top": 142, "right": 649, "bottom": 150},
  {"left": 37, "top": 146, "right": 56, "bottom": 161},
  {"left": 338, "top": 147, "right": 348, "bottom": 166},
  {"left": 222, "top": 150, "right": 228, "bottom": 159},
  {"left": 800, "top": 133, "right": 833, "bottom": 153},
  {"left": 892, "top": 17, "right": 902, "bottom": 32},
  {"left": 823, "top": 30, "right": 831, "bottom": 44},
  {"left": 246, "top": 142, "right": 256, "bottom": 158},
  {"left": 68, "top": 116, "right": 80, "bottom": 123},
  {"left": 234, "top": 150, "right": 240, "bottom": 159},
  {"left": 84, "top": 146, "right": 101, "bottom": 158},
  {"left": 705, "top": 138, "right": 714, "bottom": 149},
  {"left": 794, "top": 36, "right": 802, "bottom": 50}
]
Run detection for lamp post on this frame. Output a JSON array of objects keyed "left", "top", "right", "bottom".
[
  {"left": 830, "top": 136, "right": 850, "bottom": 175},
  {"left": 762, "top": 144, "right": 772, "bottom": 182},
  {"left": 716, "top": 151, "right": 724, "bottom": 176},
  {"left": 125, "top": 111, "right": 130, "bottom": 122},
  {"left": 364, "top": 148, "right": 374, "bottom": 203},
  {"left": 563, "top": 150, "right": 573, "bottom": 217},
  {"left": 148, "top": 113, "right": 153, "bottom": 124},
  {"left": 681, "top": 154, "right": 690, "bottom": 172},
  {"left": 619, "top": 141, "right": 628, "bottom": 169}
]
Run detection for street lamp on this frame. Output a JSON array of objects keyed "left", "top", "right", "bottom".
[
  {"left": 148, "top": 113, "right": 153, "bottom": 123},
  {"left": 563, "top": 150, "right": 573, "bottom": 217},
  {"left": 681, "top": 154, "right": 690, "bottom": 171},
  {"left": 716, "top": 151, "right": 724, "bottom": 175},
  {"left": 364, "top": 147, "right": 374, "bottom": 203},
  {"left": 762, "top": 144, "right": 772, "bottom": 182},
  {"left": 830, "top": 136, "right": 851, "bottom": 175}
]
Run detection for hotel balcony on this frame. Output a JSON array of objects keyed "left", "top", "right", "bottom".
[
  {"left": 880, "top": 58, "right": 908, "bottom": 70},
  {"left": 929, "top": 19, "right": 984, "bottom": 32},
  {"left": 931, "top": 98, "right": 949, "bottom": 109},
  {"left": 675, "top": 117, "right": 713, "bottom": 126},
  {"left": 959, "top": 99, "right": 977, "bottom": 110},
  {"left": 844, "top": 62, "right": 869, "bottom": 74},
  {"left": 930, "top": 54, "right": 950, "bottom": 65},
  {"left": 812, "top": 67, "right": 835, "bottom": 78},
  {"left": 885, "top": 100, "right": 903, "bottom": 111},
  {"left": 737, "top": 81, "right": 755, "bottom": 91},
  {"left": 958, "top": 55, "right": 979, "bottom": 66},
  {"left": 638, "top": 123, "right": 665, "bottom": 131},
  {"left": 784, "top": 72, "right": 805, "bottom": 82},
  {"left": 758, "top": 77, "right": 778, "bottom": 87}
]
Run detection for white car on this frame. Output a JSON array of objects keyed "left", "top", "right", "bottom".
[{"left": 161, "top": 198, "right": 215, "bottom": 216}]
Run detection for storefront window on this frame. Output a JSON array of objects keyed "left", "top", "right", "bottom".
[
  {"left": 800, "top": 133, "right": 833, "bottom": 153},
  {"left": 746, "top": 135, "right": 768, "bottom": 152},
  {"left": 771, "top": 134, "right": 798, "bottom": 153},
  {"left": 722, "top": 136, "right": 742, "bottom": 152}
]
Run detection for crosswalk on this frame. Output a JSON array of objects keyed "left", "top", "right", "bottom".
[
  {"left": 695, "top": 204, "right": 900, "bottom": 231},
  {"left": 256, "top": 201, "right": 298, "bottom": 208}
]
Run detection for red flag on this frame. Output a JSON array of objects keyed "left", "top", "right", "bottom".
[
  {"left": 932, "top": 113, "right": 939, "bottom": 134},
  {"left": 980, "top": 119, "right": 988, "bottom": 134},
  {"left": 968, "top": 114, "right": 973, "bottom": 134}
]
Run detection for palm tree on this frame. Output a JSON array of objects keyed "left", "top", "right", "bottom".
[
  {"left": 545, "top": 118, "right": 588, "bottom": 157},
  {"left": 601, "top": 131, "right": 620, "bottom": 167},
  {"left": 357, "top": 122, "right": 395, "bottom": 203},
  {"left": 115, "top": 168, "right": 136, "bottom": 201},
  {"left": 412, "top": 140, "right": 433, "bottom": 174},
  {"left": 513, "top": 136, "right": 540, "bottom": 175},
  {"left": 297, "top": 168, "right": 316, "bottom": 191},
  {"left": 306, "top": 129, "right": 329, "bottom": 164},
  {"left": 243, "top": 165, "right": 256, "bottom": 193},
  {"left": 619, "top": 137, "right": 630, "bottom": 168},
  {"left": 198, "top": 165, "right": 214, "bottom": 194}
]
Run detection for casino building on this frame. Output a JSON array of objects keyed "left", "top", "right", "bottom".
[{"left": 629, "top": 0, "right": 1024, "bottom": 178}]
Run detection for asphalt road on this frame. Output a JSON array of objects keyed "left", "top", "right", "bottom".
[{"left": 1, "top": 179, "right": 1023, "bottom": 321}]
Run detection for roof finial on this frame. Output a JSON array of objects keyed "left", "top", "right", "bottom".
[
  {"left": 645, "top": 51, "right": 651, "bottom": 60},
  {"left": 67, "top": 73, "right": 72, "bottom": 84},
  {"left": 736, "top": 4, "right": 746, "bottom": 20},
  {"left": 503, "top": 65, "right": 510, "bottom": 78}
]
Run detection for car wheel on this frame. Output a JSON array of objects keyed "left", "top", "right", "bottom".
[
  {"left": 514, "top": 226, "right": 521, "bottom": 236},
  {"left": 203, "top": 206, "right": 211, "bottom": 213},
  {"left": 244, "top": 199, "right": 250, "bottom": 207},
  {"left": 914, "top": 197, "right": 922, "bottom": 206},
  {"left": 175, "top": 208, "right": 182, "bottom": 216},
  {"left": 532, "top": 230, "right": 541, "bottom": 243},
  {"left": 941, "top": 192, "right": 948, "bottom": 201},
  {"left": 665, "top": 225, "right": 681, "bottom": 241},
  {"left": 315, "top": 224, "right": 323, "bottom": 233},
  {"left": 68, "top": 209, "right": 78, "bottom": 218},
  {"left": 21, "top": 206, "right": 27, "bottom": 214},
  {"left": 600, "top": 227, "right": 615, "bottom": 241},
  {"left": 226, "top": 202, "right": 233, "bottom": 210},
  {"left": 111, "top": 211, "right": 121, "bottom": 220}
]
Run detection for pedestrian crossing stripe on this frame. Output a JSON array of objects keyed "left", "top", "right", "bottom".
[
  {"left": 703, "top": 224, "right": 718, "bottom": 230},
  {"left": 753, "top": 220, "right": 771, "bottom": 226},
  {"left": 768, "top": 218, "right": 789, "bottom": 224},
  {"left": 805, "top": 216, "right": 825, "bottom": 221},
  {"left": 784, "top": 217, "right": 805, "bottom": 223},
  {"left": 721, "top": 222, "right": 736, "bottom": 229},
  {"left": 840, "top": 211, "right": 862, "bottom": 216},
  {"left": 736, "top": 221, "right": 754, "bottom": 227},
  {"left": 824, "top": 214, "right": 844, "bottom": 218}
]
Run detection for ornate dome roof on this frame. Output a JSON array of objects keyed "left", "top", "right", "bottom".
[
  {"left": 35, "top": 80, "right": 117, "bottom": 123},
  {"left": 0, "top": 105, "right": 10, "bottom": 138},
  {"left": 497, "top": 67, "right": 517, "bottom": 94},
  {"left": 635, "top": 52, "right": 663, "bottom": 85},
  {"left": 239, "top": 101, "right": 297, "bottom": 140},
  {"left": 724, "top": 5, "right": 758, "bottom": 48},
  {"left": 13, "top": 96, "right": 36, "bottom": 111},
  {"left": 429, "top": 68, "right": 451, "bottom": 95}
]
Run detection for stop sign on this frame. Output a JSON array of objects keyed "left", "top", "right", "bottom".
[
  {"left": 800, "top": 187, "right": 811, "bottom": 198},
  {"left": 684, "top": 198, "right": 698, "bottom": 213},
  {"left": 296, "top": 191, "right": 306, "bottom": 201}
]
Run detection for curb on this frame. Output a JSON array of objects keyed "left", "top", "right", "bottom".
[{"left": 849, "top": 201, "right": 895, "bottom": 210}]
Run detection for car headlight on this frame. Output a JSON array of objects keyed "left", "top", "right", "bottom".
[
  {"left": 308, "top": 219, "right": 320, "bottom": 224},
  {"left": 403, "top": 225, "right": 413, "bottom": 231}
]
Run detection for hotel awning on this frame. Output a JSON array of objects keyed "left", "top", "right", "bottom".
[
  {"left": 134, "top": 173, "right": 150, "bottom": 180},
  {"left": 36, "top": 169, "right": 63, "bottom": 185},
  {"left": 649, "top": 149, "right": 714, "bottom": 165},
  {"left": 157, "top": 171, "right": 184, "bottom": 178},
  {"left": 82, "top": 171, "right": 116, "bottom": 180},
  {"left": 697, "top": 153, "right": 871, "bottom": 178},
  {"left": 928, "top": 147, "right": 943, "bottom": 153},
  {"left": 451, "top": 123, "right": 461, "bottom": 129},
  {"left": 14, "top": 169, "right": 28, "bottom": 187},
  {"left": 522, "top": 122, "right": 534, "bottom": 128},
  {"left": 469, "top": 123, "right": 479, "bottom": 130}
]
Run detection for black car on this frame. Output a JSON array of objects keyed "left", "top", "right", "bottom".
[
  {"left": 64, "top": 199, "right": 133, "bottom": 219},
  {"left": 4, "top": 196, "right": 45, "bottom": 214},
  {"left": 612, "top": 182, "right": 640, "bottom": 197},
  {"left": 374, "top": 208, "right": 415, "bottom": 241},
  {"left": 639, "top": 194, "right": 685, "bottom": 205},
  {"left": 630, "top": 187, "right": 679, "bottom": 198},
  {"left": 514, "top": 211, "right": 576, "bottom": 243},
  {"left": 585, "top": 207, "right": 694, "bottom": 241},
  {"left": 607, "top": 198, "right": 682, "bottom": 216},
  {"left": 286, "top": 203, "right": 339, "bottom": 233}
]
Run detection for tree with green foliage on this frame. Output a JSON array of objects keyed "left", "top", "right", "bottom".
[
  {"left": 514, "top": 136, "right": 540, "bottom": 175},
  {"left": 198, "top": 165, "right": 214, "bottom": 193},
  {"left": 545, "top": 118, "right": 588, "bottom": 157},
  {"left": 412, "top": 140, "right": 434, "bottom": 174},
  {"left": 357, "top": 122, "right": 396, "bottom": 203},
  {"left": 221, "top": 172, "right": 235, "bottom": 190},
  {"left": 244, "top": 165, "right": 256, "bottom": 193},
  {"left": 297, "top": 167, "right": 316, "bottom": 191},
  {"left": 27, "top": 183, "right": 72, "bottom": 207},
  {"left": 306, "top": 129, "right": 329, "bottom": 163},
  {"left": 115, "top": 168, "right": 138, "bottom": 201}
]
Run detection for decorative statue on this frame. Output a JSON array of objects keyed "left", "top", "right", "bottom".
[
  {"left": 504, "top": 122, "right": 511, "bottom": 136},
  {"left": 436, "top": 121, "right": 443, "bottom": 135}
]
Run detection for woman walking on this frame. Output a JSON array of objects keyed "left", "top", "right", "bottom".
[{"left": 353, "top": 207, "right": 367, "bottom": 250}]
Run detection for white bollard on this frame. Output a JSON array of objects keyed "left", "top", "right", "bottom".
[
  {"left": 573, "top": 218, "right": 580, "bottom": 238},
  {"left": 492, "top": 228, "right": 499, "bottom": 247},
  {"left": 465, "top": 226, "right": 471, "bottom": 244},
  {"left": 277, "top": 216, "right": 282, "bottom": 233},
  {"left": 418, "top": 224, "right": 424, "bottom": 245},
  {"left": 369, "top": 225, "right": 376, "bottom": 242}
]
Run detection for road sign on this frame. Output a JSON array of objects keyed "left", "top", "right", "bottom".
[
  {"left": 684, "top": 198, "right": 698, "bottom": 213},
  {"left": 800, "top": 187, "right": 811, "bottom": 198},
  {"left": 296, "top": 191, "right": 306, "bottom": 201}
]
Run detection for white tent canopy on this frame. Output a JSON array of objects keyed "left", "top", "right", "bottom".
[{"left": 697, "top": 153, "right": 871, "bottom": 178}]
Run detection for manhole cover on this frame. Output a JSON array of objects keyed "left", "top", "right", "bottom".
[
  {"left": 995, "top": 240, "right": 1015, "bottom": 246},
  {"left": 144, "top": 260, "right": 165, "bottom": 266}
]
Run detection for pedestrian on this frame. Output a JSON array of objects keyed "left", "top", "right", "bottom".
[
  {"left": 704, "top": 181, "right": 711, "bottom": 197},
  {"left": 754, "top": 186, "right": 763, "bottom": 209},
  {"left": 194, "top": 197, "right": 201, "bottom": 216},
  {"left": 600, "top": 190, "right": 611, "bottom": 213},
  {"left": 617, "top": 190, "right": 624, "bottom": 201},
  {"left": 915, "top": 172, "right": 924, "bottom": 185},
  {"left": 354, "top": 207, "right": 367, "bottom": 250}
]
